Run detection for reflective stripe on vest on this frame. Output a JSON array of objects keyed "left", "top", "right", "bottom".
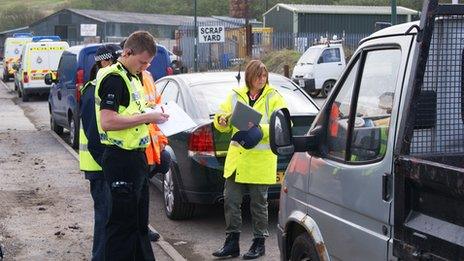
[
  {"left": 79, "top": 121, "right": 102, "bottom": 171},
  {"left": 95, "top": 63, "right": 149, "bottom": 150}
]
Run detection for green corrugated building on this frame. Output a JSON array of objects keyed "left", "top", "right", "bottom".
[{"left": 263, "top": 4, "right": 419, "bottom": 34}]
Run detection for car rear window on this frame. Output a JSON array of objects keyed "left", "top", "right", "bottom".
[{"left": 190, "top": 76, "right": 318, "bottom": 119}]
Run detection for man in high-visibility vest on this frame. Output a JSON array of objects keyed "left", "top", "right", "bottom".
[
  {"left": 95, "top": 31, "right": 169, "bottom": 260},
  {"left": 79, "top": 44, "right": 121, "bottom": 261}
]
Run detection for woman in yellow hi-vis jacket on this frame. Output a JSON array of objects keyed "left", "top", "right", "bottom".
[{"left": 212, "top": 60, "right": 287, "bottom": 260}]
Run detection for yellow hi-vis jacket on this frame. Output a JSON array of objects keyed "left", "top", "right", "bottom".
[
  {"left": 95, "top": 62, "right": 150, "bottom": 150},
  {"left": 79, "top": 80, "right": 102, "bottom": 171},
  {"left": 214, "top": 84, "right": 287, "bottom": 184}
]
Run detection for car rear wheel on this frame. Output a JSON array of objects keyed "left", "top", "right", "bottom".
[
  {"left": 163, "top": 163, "right": 195, "bottom": 220},
  {"left": 50, "top": 113, "right": 63, "bottom": 135},
  {"left": 321, "top": 80, "right": 335, "bottom": 98},
  {"left": 290, "top": 233, "right": 320, "bottom": 261},
  {"left": 69, "top": 116, "right": 79, "bottom": 149}
]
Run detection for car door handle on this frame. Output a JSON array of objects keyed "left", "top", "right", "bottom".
[
  {"left": 338, "top": 63, "right": 342, "bottom": 66},
  {"left": 382, "top": 172, "right": 392, "bottom": 201}
]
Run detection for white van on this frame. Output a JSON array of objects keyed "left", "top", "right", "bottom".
[
  {"left": 292, "top": 42, "right": 346, "bottom": 98},
  {"left": 16, "top": 40, "right": 69, "bottom": 101},
  {"left": 2, "top": 34, "right": 32, "bottom": 81}
]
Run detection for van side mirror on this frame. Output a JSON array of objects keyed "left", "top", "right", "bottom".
[{"left": 270, "top": 108, "right": 318, "bottom": 155}]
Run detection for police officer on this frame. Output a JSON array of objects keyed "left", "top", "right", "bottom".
[
  {"left": 212, "top": 60, "right": 287, "bottom": 259},
  {"left": 79, "top": 43, "right": 121, "bottom": 261},
  {"left": 95, "top": 31, "right": 168, "bottom": 260}
]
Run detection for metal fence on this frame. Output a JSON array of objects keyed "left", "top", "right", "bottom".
[{"left": 177, "top": 21, "right": 369, "bottom": 71}]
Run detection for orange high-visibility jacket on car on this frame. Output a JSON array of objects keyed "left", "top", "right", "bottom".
[{"left": 142, "top": 70, "right": 168, "bottom": 165}]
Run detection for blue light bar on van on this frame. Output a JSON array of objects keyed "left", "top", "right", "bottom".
[
  {"left": 13, "top": 33, "right": 33, "bottom": 38},
  {"left": 32, "top": 36, "right": 61, "bottom": 42}
]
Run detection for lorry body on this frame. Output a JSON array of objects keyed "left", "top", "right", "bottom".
[
  {"left": 270, "top": 1, "right": 464, "bottom": 260},
  {"left": 2, "top": 34, "right": 32, "bottom": 82},
  {"left": 16, "top": 39, "right": 68, "bottom": 102},
  {"left": 292, "top": 42, "right": 346, "bottom": 98}
]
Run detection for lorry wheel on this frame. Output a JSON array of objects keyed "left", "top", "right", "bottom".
[
  {"left": 163, "top": 163, "right": 195, "bottom": 220},
  {"left": 309, "top": 90, "right": 320, "bottom": 98},
  {"left": 321, "top": 80, "right": 336, "bottom": 98},
  {"left": 69, "top": 116, "right": 79, "bottom": 149},
  {"left": 50, "top": 114, "right": 63, "bottom": 135},
  {"left": 290, "top": 233, "right": 320, "bottom": 261}
]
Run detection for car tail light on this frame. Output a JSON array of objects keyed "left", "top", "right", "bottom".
[
  {"left": 188, "top": 124, "right": 214, "bottom": 156},
  {"left": 75, "top": 69, "right": 84, "bottom": 103},
  {"left": 23, "top": 72, "right": 28, "bottom": 83},
  {"left": 166, "top": 66, "right": 173, "bottom": 75}
]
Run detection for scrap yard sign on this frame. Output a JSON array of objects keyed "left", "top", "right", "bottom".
[{"left": 198, "top": 26, "right": 225, "bottom": 43}]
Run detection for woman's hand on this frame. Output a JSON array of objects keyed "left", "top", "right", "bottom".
[{"left": 218, "top": 114, "right": 230, "bottom": 127}]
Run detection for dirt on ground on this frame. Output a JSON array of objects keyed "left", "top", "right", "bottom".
[{"left": 0, "top": 89, "right": 93, "bottom": 261}]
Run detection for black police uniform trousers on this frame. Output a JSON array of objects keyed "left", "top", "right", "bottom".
[{"left": 102, "top": 145, "right": 155, "bottom": 261}]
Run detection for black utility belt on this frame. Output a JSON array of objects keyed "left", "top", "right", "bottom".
[{"left": 105, "top": 145, "right": 146, "bottom": 152}]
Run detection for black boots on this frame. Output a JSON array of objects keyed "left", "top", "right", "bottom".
[
  {"left": 148, "top": 227, "right": 160, "bottom": 242},
  {"left": 243, "top": 237, "right": 265, "bottom": 260},
  {"left": 212, "top": 232, "right": 240, "bottom": 258}
]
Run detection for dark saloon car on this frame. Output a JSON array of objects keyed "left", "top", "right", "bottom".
[{"left": 152, "top": 71, "right": 319, "bottom": 220}]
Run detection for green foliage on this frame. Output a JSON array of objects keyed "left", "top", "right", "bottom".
[
  {"left": 0, "top": 4, "right": 48, "bottom": 32},
  {"left": 261, "top": 49, "right": 301, "bottom": 75}
]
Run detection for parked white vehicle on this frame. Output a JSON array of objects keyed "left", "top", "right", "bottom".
[{"left": 292, "top": 42, "right": 346, "bottom": 98}]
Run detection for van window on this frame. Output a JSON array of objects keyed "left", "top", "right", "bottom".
[
  {"left": 319, "top": 48, "right": 341, "bottom": 63},
  {"left": 298, "top": 47, "right": 320, "bottom": 64},
  {"left": 58, "top": 53, "right": 77, "bottom": 82},
  {"left": 326, "top": 58, "right": 359, "bottom": 160},
  {"left": 349, "top": 49, "right": 401, "bottom": 162}
]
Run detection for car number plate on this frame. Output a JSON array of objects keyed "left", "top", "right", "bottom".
[
  {"left": 298, "top": 79, "right": 305, "bottom": 87},
  {"left": 276, "top": 171, "right": 285, "bottom": 184},
  {"left": 32, "top": 74, "right": 44, "bottom": 80}
]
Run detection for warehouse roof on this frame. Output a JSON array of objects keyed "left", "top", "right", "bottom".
[{"left": 264, "top": 4, "right": 418, "bottom": 16}]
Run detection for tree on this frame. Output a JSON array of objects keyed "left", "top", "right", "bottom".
[{"left": 0, "top": 4, "right": 46, "bottom": 32}]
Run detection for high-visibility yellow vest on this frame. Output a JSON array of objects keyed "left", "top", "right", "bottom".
[
  {"left": 94, "top": 62, "right": 149, "bottom": 150},
  {"left": 79, "top": 81, "right": 102, "bottom": 171},
  {"left": 213, "top": 84, "right": 287, "bottom": 184}
]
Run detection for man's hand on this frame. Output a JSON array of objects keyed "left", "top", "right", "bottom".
[{"left": 146, "top": 111, "right": 169, "bottom": 124}]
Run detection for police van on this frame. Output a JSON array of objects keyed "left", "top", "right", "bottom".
[
  {"left": 16, "top": 37, "right": 68, "bottom": 101},
  {"left": 2, "top": 33, "right": 33, "bottom": 82}
]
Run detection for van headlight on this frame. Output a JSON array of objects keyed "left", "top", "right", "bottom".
[{"left": 303, "top": 72, "right": 314, "bottom": 79}]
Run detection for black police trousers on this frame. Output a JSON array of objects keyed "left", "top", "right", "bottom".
[{"left": 102, "top": 146, "right": 155, "bottom": 261}]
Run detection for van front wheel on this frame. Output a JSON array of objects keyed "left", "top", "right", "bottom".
[
  {"left": 321, "top": 80, "right": 335, "bottom": 98},
  {"left": 290, "top": 233, "right": 320, "bottom": 261}
]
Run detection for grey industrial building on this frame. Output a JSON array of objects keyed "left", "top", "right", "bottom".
[
  {"left": 28, "top": 8, "right": 220, "bottom": 45},
  {"left": 263, "top": 4, "right": 419, "bottom": 35}
]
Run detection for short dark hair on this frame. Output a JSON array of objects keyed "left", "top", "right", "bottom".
[{"left": 123, "top": 31, "right": 156, "bottom": 57}]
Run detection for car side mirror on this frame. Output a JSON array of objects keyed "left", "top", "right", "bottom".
[{"left": 270, "top": 108, "right": 319, "bottom": 156}]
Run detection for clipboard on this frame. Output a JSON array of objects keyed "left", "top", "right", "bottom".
[{"left": 230, "top": 101, "right": 262, "bottom": 131}]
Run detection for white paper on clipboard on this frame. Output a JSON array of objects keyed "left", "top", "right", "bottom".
[{"left": 146, "top": 101, "right": 197, "bottom": 136}]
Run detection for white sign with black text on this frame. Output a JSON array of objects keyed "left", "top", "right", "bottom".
[
  {"left": 198, "top": 26, "right": 225, "bottom": 43},
  {"left": 80, "top": 24, "right": 97, "bottom": 37}
]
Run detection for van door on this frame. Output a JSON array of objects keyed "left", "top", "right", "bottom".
[
  {"left": 306, "top": 35, "right": 413, "bottom": 260},
  {"left": 313, "top": 47, "right": 343, "bottom": 90},
  {"left": 53, "top": 53, "right": 76, "bottom": 125}
]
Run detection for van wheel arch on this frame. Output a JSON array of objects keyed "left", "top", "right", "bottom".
[{"left": 286, "top": 222, "right": 321, "bottom": 261}]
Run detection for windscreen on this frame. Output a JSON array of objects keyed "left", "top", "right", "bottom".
[
  {"left": 297, "top": 47, "right": 320, "bottom": 64},
  {"left": 190, "top": 76, "right": 319, "bottom": 119}
]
